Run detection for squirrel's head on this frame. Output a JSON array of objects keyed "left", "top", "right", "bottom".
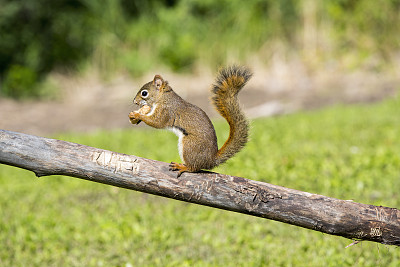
[{"left": 133, "top": 75, "right": 171, "bottom": 107}]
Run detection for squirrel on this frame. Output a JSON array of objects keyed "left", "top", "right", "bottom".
[{"left": 129, "top": 65, "right": 252, "bottom": 177}]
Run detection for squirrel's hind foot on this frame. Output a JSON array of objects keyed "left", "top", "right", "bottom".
[{"left": 169, "top": 162, "right": 189, "bottom": 178}]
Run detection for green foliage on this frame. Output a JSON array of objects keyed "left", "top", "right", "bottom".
[
  {"left": 1, "top": 97, "right": 400, "bottom": 265},
  {"left": 118, "top": 0, "right": 400, "bottom": 75},
  {"left": 123, "top": 0, "right": 301, "bottom": 74},
  {"left": 0, "top": 0, "right": 94, "bottom": 98},
  {"left": 1, "top": 0, "right": 400, "bottom": 98},
  {"left": 1, "top": 65, "right": 38, "bottom": 99},
  {"left": 325, "top": 0, "right": 400, "bottom": 61}
]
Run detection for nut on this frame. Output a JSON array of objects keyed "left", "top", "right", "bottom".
[{"left": 138, "top": 105, "right": 151, "bottom": 115}]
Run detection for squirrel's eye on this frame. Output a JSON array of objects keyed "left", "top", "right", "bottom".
[{"left": 141, "top": 90, "right": 149, "bottom": 98}]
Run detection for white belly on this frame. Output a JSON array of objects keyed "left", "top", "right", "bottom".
[{"left": 166, "top": 126, "right": 185, "bottom": 162}]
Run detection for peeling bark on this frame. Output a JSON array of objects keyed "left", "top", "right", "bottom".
[{"left": 0, "top": 129, "right": 399, "bottom": 246}]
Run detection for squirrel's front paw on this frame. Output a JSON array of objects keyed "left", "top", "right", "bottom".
[
  {"left": 129, "top": 105, "right": 151, "bottom": 125},
  {"left": 128, "top": 111, "right": 141, "bottom": 125}
]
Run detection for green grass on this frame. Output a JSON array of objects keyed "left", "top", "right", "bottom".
[{"left": 1, "top": 97, "right": 400, "bottom": 266}]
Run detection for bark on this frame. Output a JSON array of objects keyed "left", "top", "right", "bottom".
[{"left": 0, "top": 129, "right": 399, "bottom": 246}]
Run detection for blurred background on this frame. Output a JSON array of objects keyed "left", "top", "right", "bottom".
[
  {"left": 0, "top": 0, "right": 399, "bottom": 135},
  {"left": 1, "top": 1, "right": 400, "bottom": 266}
]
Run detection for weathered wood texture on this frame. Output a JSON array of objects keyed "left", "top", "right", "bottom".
[{"left": 0, "top": 129, "right": 399, "bottom": 246}]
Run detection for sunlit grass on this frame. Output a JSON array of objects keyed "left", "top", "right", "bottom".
[{"left": 0, "top": 97, "right": 399, "bottom": 266}]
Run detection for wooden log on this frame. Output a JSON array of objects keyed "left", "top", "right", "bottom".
[{"left": 0, "top": 129, "right": 399, "bottom": 246}]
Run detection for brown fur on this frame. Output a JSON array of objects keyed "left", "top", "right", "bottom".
[
  {"left": 131, "top": 66, "right": 252, "bottom": 176},
  {"left": 212, "top": 66, "right": 252, "bottom": 165}
]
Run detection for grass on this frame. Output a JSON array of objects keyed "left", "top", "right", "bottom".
[{"left": 1, "top": 96, "right": 400, "bottom": 266}]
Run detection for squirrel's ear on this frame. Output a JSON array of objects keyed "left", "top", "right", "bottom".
[{"left": 153, "top": 75, "right": 164, "bottom": 90}]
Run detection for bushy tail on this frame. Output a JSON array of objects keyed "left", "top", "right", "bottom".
[{"left": 211, "top": 65, "right": 252, "bottom": 165}]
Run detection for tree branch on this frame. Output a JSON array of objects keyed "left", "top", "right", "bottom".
[{"left": 0, "top": 129, "right": 399, "bottom": 246}]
